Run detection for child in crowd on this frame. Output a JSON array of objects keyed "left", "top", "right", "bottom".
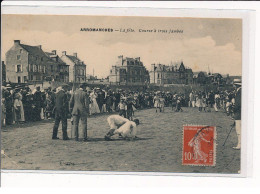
[
  {"left": 118, "top": 98, "right": 127, "bottom": 118},
  {"left": 175, "top": 96, "right": 183, "bottom": 112}
]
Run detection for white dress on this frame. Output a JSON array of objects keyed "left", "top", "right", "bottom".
[{"left": 89, "top": 92, "right": 100, "bottom": 114}]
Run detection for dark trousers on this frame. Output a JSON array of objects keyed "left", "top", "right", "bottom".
[
  {"left": 5, "top": 108, "right": 13, "bottom": 125},
  {"left": 119, "top": 109, "right": 126, "bottom": 118},
  {"left": 73, "top": 114, "right": 87, "bottom": 140},
  {"left": 52, "top": 111, "right": 68, "bottom": 139}
]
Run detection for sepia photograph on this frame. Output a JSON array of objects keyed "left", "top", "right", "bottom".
[{"left": 1, "top": 14, "right": 243, "bottom": 174}]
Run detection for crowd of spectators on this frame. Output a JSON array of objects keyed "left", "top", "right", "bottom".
[{"left": 1, "top": 84, "right": 237, "bottom": 127}]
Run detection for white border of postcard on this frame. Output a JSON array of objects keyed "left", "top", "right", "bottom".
[{"left": 1, "top": 1, "right": 255, "bottom": 181}]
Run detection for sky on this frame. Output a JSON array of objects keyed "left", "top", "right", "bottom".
[{"left": 2, "top": 15, "right": 242, "bottom": 78}]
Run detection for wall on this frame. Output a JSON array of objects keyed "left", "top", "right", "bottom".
[
  {"left": 5, "top": 44, "right": 29, "bottom": 83},
  {"left": 60, "top": 55, "right": 75, "bottom": 82},
  {"left": 74, "top": 64, "right": 86, "bottom": 83}
]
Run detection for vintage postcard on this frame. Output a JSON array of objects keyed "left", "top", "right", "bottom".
[{"left": 1, "top": 8, "right": 251, "bottom": 176}]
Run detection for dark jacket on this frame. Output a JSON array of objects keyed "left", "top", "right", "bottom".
[
  {"left": 69, "top": 89, "right": 89, "bottom": 116},
  {"left": 54, "top": 90, "right": 68, "bottom": 115},
  {"left": 234, "top": 87, "right": 241, "bottom": 120}
]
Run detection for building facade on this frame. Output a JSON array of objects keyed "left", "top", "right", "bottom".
[
  {"left": 5, "top": 40, "right": 68, "bottom": 83},
  {"left": 109, "top": 55, "right": 149, "bottom": 85},
  {"left": 45, "top": 50, "right": 69, "bottom": 83},
  {"left": 60, "top": 52, "right": 86, "bottom": 83},
  {"left": 150, "top": 62, "right": 193, "bottom": 85}
]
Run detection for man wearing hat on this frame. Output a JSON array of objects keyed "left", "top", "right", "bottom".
[
  {"left": 3, "top": 84, "right": 14, "bottom": 125},
  {"left": 233, "top": 80, "right": 242, "bottom": 150},
  {"left": 52, "top": 86, "right": 69, "bottom": 140},
  {"left": 69, "top": 84, "right": 90, "bottom": 141}
]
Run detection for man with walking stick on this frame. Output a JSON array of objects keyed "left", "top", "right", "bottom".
[
  {"left": 233, "top": 80, "right": 242, "bottom": 150},
  {"left": 70, "top": 84, "right": 90, "bottom": 141}
]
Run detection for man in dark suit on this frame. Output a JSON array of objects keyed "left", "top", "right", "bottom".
[
  {"left": 52, "top": 86, "right": 69, "bottom": 140},
  {"left": 33, "top": 86, "right": 42, "bottom": 121},
  {"left": 70, "top": 84, "right": 90, "bottom": 141}
]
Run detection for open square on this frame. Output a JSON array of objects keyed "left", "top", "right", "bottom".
[{"left": 1, "top": 107, "right": 240, "bottom": 173}]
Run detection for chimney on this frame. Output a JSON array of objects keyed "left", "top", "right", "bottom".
[
  {"left": 37, "top": 45, "right": 42, "bottom": 49},
  {"left": 118, "top": 55, "right": 123, "bottom": 66},
  {"left": 73, "top": 53, "right": 77, "bottom": 58},
  {"left": 135, "top": 57, "right": 140, "bottom": 62},
  {"left": 14, "top": 40, "right": 20, "bottom": 45},
  {"left": 62, "top": 51, "right": 67, "bottom": 56},
  {"left": 52, "top": 50, "right": 56, "bottom": 55}
]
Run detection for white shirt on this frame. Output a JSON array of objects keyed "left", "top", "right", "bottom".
[
  {"left": 107, "top": 115, "right": 129, "bottom": 129},
  {"left": 114, "top": 121, "right": 137, "bottom": 138}
]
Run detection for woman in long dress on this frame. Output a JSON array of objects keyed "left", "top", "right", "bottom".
[
  {"left": 13, "top": 91, "right": 25, "bottom": 123},
  {"left": 153, "top": 93, "right": 160, "bottom": 113},
  {"left": 188, "top": 131, "right": 211, "bottom": 163},
  {"left": 159, "top": 94, "right": 165, "bottom": 113},
  {"left": 89, "top": 90, "right": 100, "bottom": 115}
]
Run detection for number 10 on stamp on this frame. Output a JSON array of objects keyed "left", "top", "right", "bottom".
[{"left": 182, "top": 125, "right": 216, "bottom": 166}]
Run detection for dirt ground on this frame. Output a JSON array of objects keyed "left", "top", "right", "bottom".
[{"left": 1, "top": 107, "right": 240, "bottom": 174}]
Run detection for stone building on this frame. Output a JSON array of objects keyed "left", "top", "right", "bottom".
[
  {"left": 5, "top": 40, "right": 66, "bottom": 83},
  {"left": 60, "top": 51, "right": 86, "bottom": 83},
  {"left": 109, "top": 55, "right": 149, "bottom": 85},
  {"left": 150, "top": 61, "right": 193, "bottom": 85},
  {"left": 1, "top": 61, "right": 6, "bottom": 84},
  {"left": 193, "top": 71, "right": 208, "bottom": 85},
  {"left": 45, "top": 50, "right": 69, "bottom": 82}
]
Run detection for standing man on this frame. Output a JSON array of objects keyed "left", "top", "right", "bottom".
[
  {"left": 3, "top": 85, "right": 14, "bottom": 125},
  {"left": 70, "top": 84, "right": 90, "bottom": 141},
  {"left": 52, "top": 86, "right": 69, "bottom": 140},
  {"left": 33, "top": 86, "right": 42, "bottom": 121},
  {"left": 233, "top": 81, "right": 242, "bottom": 150}
]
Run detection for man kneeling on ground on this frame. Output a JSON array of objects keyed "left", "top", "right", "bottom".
[{"left": 105, "top": 115, "right": 140, "bottom": 141}]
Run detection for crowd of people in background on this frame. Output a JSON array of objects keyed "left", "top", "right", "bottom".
[{"left": 1, "top": 83, "right": 239, "bottom": 127}]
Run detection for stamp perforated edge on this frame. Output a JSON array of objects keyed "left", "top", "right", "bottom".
[{"left": 182, "top": 125, "right": 217, "bottom": 167}]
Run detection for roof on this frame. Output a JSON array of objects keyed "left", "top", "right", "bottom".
[
  {"left": 153, "top": 62, "right": 192, "bottom": 73},
  {"left": 20, "top": 44, "right": 51, "bottom": 60},
  {"left": 45, "top": 52, "right": 68, "bottom": 66},
  {"left": 66, "top": 55, "right": 85, "bottom": 65},
  {"left": 229, "top": 76, "right": 242, "bottom": 79}
]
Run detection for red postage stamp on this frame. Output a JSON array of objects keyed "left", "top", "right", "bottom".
[{"left": 182, "top": 125, "right": 216, "bottom": 166}]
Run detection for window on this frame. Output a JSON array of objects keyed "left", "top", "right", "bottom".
[
  {"left": 19, "top": 49, "right": 23, "bottom": 54},
  {"left": 17, "top": 55, "right": 21, "bottom": 60},
  {"left": 41, "top": 57, "right": 44, "bottom": 61},
  {"left": 29, "top": 64, "right": 33, "bottom": 72},
  {"left": 16, "top": 64, "right": 22, "bottom": 72},
  {"left": 17, "top": 76, "right": 21, "bottom": 83},
  {"left": 24, "top": 76, "right": 27, "bottom": 82},
  {"left": 30, "top": 75, "right": 33, "bottom": 80},
  {"left": 36, "top": 75, "right": 41, "bottom": 80}
]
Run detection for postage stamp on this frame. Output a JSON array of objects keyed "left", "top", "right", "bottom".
[{"left": 183, "top": 125, "right": 216, "bottom": 166}]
